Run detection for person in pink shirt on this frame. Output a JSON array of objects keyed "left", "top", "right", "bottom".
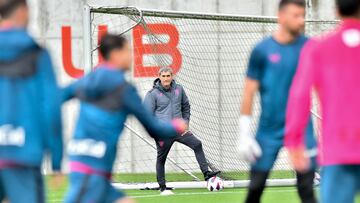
[{"left": 285, "top": 0, "right": 360, "bottom": 202}]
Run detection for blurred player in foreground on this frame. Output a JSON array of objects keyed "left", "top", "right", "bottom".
[
  {"left": 63, "top": 34, "right": 187, "bottom": 203},
  {"left": 144, "top": 67, "right": 220, "bottom": 195},
  {"left": 0, "top": 0, "right": 63, "bottom": 202},
  {"left": 238, "top": 0, "right": 317, "bottom": 203},
  {"left": 285, "top": 0, "right": 360, "bottom": 202}
]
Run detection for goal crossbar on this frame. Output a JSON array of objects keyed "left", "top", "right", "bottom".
[{"left": 90, "top": 6, "right": 337, "bottom": 23}]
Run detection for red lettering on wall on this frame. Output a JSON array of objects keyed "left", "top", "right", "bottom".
[
  {"left": 62, "top": 26, "right": 84, "bottom": 78},
  {"left": 132, "top": 23, "right": 182, "bottom": 77},
  {"left": 62, "top": 25, "right": 108, "bottom": 78},
  {"left": 61, "top": 24, "right": 182, "bottom": 79}
]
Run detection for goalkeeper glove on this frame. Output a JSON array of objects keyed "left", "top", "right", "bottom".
[{"left": 237, "top": 115, "right": 262, "bottom": 163}]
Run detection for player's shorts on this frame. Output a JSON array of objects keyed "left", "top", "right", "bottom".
[
  {"left": 252, "top": 116, "right": 317, "bottom": 171},
  {"left": 251, "top": 136, "right": 283, "bottom": 171},
  {"left": 64, "top": 172, "right": 125, "bottom": 203},
  {"left": 0, "top": 167, "right": 44, "bottom": 203},
  {"left": 321, "top": 165, "right": 360, "bottom": 203},
  {"left": 251, "top": 136, "right": 317, "bottom": 171}
]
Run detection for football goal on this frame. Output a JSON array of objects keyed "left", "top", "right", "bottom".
[{"left": 83, "top": 5, "right": 336, "bottom": 189}]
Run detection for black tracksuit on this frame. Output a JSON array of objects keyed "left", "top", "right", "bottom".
[{"left": 144, "top": 79, "right": 209, "bottom": 186}]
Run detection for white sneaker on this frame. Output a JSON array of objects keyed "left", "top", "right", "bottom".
[{"left": 160, "top": 190, "right": 174, "bottom": 196}]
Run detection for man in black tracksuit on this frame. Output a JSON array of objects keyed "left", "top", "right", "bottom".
[{"left": 144, "top": 67, "right": 220, "bottom": 195}]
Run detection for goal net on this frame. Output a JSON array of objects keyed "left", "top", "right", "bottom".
[{"left": 83, "top": 6, "right": 337, "bottom": 188}]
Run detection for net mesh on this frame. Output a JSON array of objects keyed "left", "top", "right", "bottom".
[{"left": 89, "top": 7, "right": 337, "bottom": 182}]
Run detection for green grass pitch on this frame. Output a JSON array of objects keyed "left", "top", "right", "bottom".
[
  {"left": 48, "top": 185, "right": 304, "bottom": 203},
  {"left": 46, "top": 173, "right": 360, "bottom": 203}
]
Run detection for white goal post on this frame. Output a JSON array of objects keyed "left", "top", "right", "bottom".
[{"left": 83, "top": 5, "right": 336, "bottom": 189}]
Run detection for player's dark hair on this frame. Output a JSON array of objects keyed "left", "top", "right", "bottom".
[
  {"left": 336, "top": 0, "right": 360, "bottom": 17},
  {"left": 99, "top": 34, "right": 128, "bottom": 60},
  {"left": 279, "top": 0, "right": 306, "bottom": 10},
  {"left": 0, "top": 0, "right": 27, "bottom": 18}
]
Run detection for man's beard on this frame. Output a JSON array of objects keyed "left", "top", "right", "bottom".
[{"left": 288, "top": 27, "right": 304, "bottom": 37}]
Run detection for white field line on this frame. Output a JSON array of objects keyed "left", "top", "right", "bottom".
[{"left": 130, "top": 188, "right": 298, "bottom": 199}]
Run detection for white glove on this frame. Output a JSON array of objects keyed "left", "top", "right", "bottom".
[{"left": 237, "top": 115, "right": 262, "bottom": 163}]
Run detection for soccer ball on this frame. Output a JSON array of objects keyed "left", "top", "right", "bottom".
[{"left": 207, "top": 176, "right": 224, "bottom": 191}]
